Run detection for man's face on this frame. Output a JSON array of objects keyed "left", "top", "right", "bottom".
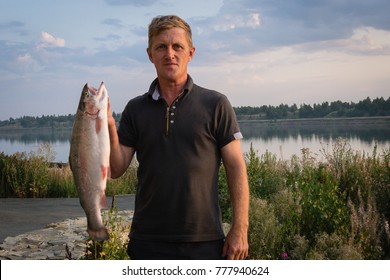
[{"left": 147, "top": 27, "right": 195, "bottom": 84}]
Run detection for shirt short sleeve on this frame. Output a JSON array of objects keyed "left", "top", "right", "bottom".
[{"left": 215, "top": 94, "right": 243, "bottom": 149}]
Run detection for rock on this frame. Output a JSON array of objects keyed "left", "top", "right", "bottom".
[{"left": 0, "top": 210, "right": 133, "bottom": 260}]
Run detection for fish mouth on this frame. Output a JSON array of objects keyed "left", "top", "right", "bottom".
[
  {"left": 96, "top": 82, "right": 106, "bottom": 102},
  {"left": 82, "top": 82, "right": 106, "bottom": 118},
  {"left": 86, "top": 81, "right": 105, "bottom": 100}
]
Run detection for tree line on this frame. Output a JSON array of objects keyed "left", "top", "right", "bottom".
[
  {"left": 235, "top": 97, "right": 390, "bottom": 120},
  {"left": 1, "top": 97, "right": 389, "bottom": 128}
]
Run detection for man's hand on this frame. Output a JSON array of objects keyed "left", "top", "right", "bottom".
[
  {"left": 107, "top": 97, "right": 116, "bottom": 128},
  {"left": 106, "top": 97, "right": 135, "bottom": 179},
  {"left": 222, "top": 225, "right": 249, "bottom": 260}
]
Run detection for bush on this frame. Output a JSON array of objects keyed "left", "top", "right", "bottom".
[
  {"left": 81, "top": 197, "right": 130, "bottom": 260},
  {"left": 0, "top": 144, "right": 53, "bottom": 197},
  {"left": 246, "top": 144, "right": 286, "bottom": 199},
  {"left": 307, "top": 232, "right": 362, "bottom": 260},
  {"left": 348, "top": 191, "right": 385, "bottom": 259},
  {"left": 107, "top": 161, "right": 138, "bottom": 195},
  {"left": 220, "top": 138, "right": 390, "bottom": 259},
  {"left": 47, "top": 165, "right": 77, "bottom": 197},
  {"left": 0, "top": 143, "right": 138, "bottom": 198},
  {"left": 247, "top": 197, "right": 282, "bottom": 259},
  {"left": 2, "top": 139, "right": 389, "bottom": 259}
]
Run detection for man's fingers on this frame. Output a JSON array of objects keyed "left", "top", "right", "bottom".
[{"left": 224, "top": 245, "right": 247, "bottom": 260}]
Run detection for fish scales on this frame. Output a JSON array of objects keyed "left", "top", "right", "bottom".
[{"left": 69, "top": 82, "right": 110, "bottom": 240}]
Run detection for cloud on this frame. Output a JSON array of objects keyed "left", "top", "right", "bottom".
[
  {"left": 0, "top": 20, "right": 30, "bottom": 36},
  {"left": 37, "top": 32, "right": 65, "bottom": 48},
  {"left": 191, "top": 0, "right": 390, "bottom": 57},
  {"left": 94, "top": 33, "right": 122, "bottom": 42},
  {"left": 0, "top": 20, "right": 24, "bottom": 29},
  {"left": 349, "top": 27, "right": 390, "bottom": 54},
  {"left": 101, "top": 18, "right": 125, "bottom": 29},
  {"left": 2, "top": 0, "right": 390, "bottom": 120},
  {"left": 16, "top": 53, "right": 32, "bottom": 63},
  {"left": 213, "top": 12, "right": 261, "bottom": 31},
  {"left": 0, "top": 40, "right": 38, "bottom": 76},
  {"left": 105, "top": 0, "right": 159, "bottom": 6},
  {"left": 292, "top": 27, "right": 390, "bottom": 56}
]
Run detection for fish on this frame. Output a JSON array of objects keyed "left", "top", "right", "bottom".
[{"left": 69, "top": 82, "right": 110, "bottom": 241}]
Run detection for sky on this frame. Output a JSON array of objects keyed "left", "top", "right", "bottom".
[{"left": 1, "top": 0, "right": 390, "bottom": 120}]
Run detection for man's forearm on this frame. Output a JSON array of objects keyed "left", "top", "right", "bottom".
[
  {"left": 223, "top": 150, "right": 249, "bottom": 259},
  {"left": 108, "top": 122, "right": 123, "bottom": 178},
  {"left": 227, "top": 162, "right": 249, "bottom": 230},
  {"left": 108, "top": 118, "right": 134, "bottom": 179}
]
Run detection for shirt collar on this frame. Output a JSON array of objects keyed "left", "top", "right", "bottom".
[
  {"left": 148, "top": 75, "right": 194, "bottom": 101},
  {"left": 151, "top": 86, "right": 160, "bottom": 101}
]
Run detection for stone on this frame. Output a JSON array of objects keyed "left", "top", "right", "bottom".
[{"left": 0, "top": 210, "right": 133, "bottom": 260}]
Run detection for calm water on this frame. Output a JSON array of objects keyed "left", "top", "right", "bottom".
[{"left": 0, "top": 119, "right": 389, "bottom": 162}]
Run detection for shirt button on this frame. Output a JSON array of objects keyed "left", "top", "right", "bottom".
[{"left": 170, "top": 120, "right": 174, "bottom": 123}]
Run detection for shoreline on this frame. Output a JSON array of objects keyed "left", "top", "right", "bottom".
[
  {"left": 238, "top": 116, "right": 390, "bottom": 126},
  {"left": 0, "top": 116, "right": 389, "bottom": 131}
]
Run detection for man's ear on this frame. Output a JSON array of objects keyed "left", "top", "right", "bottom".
[
  {"left": 147, "top": 48, "right": 153, "bottom": 63},
  {"left": 188, "top": 46, "right": 196, "bottom": 62}
]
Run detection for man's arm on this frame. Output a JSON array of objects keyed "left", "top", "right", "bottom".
[
  {"left": 221, "top": 139, "right": 249, "bottom": 260},
  {"left": 107, "top": 100, "right": 134, "bottom": 179}
]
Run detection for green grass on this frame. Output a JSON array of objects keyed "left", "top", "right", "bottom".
[
  {"left": 229, "top": 138, "right": 390, "bottom": 259},
  {"left": 80, "top": 197, "right": 130, "bottom": 260},
  {"left": 0, "top": 143, "right": 137, "bottom": 198},
  {"left": 1, "top": 139, "right": 389, "bottom": 259}
]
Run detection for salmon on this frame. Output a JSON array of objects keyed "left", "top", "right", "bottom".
[{"left": 69, "top": 82, "right": 110, "bottom": 240}]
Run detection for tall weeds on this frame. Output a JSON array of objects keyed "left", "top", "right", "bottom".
[
  {"left": 81, "top": 197, "right": 130, "bottom": 260},
  {"left": 1, "top": 139, "right": 389, "bottom": 259},
  {"left": 0, "top": 143, "right": 137, "bottom": 198},
  {"left": 0, "top": 143, "right": 54, "bottom": 197},
  {"left": 219, "top": 137, "right": 390, "bottom": 259}
]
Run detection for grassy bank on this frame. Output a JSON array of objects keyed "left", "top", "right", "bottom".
[
  {"left": 1, "top": 139, "right": 389, "bottom": 259},
  {"left": 0, "top": 143, "right": 137, "bottom": 198},
  {"left": 220, "top": 138, "right": 390, "bottom": 259}
]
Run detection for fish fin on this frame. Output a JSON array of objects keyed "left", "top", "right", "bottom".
[{"left": 88, "top": 227, "right": 109, "bottom": 241}]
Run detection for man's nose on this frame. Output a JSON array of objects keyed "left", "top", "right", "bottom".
[{"left": 165, "top": 46, "right": 175, "bottom": 59}]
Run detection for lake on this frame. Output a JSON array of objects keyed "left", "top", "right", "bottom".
[{"left": 0, "top": 118, "right": 389, "bottom": 162}]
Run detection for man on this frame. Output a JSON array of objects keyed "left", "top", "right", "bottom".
[{"left": 108, "top": 15, "right": 249, "bottom": 260}]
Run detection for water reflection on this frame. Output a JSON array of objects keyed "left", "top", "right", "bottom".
[
  {"left": 0, "top": 128, "right": 72, "bottom": 162},
  {"left": 239, "top": 122, "right": 390, "bottom": 143},
  {"left": 0, "top": 120, "right": 389, "bottom": 162},
  {"left": 239, "top": 121, "right": 390, "bottom": 159},
  {"left": 0, "top": 128, "right": 72, "bottom": 144}
]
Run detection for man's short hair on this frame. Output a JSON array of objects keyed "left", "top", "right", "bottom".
[{"left": 148, "top": 15, "right": 193, "bottom": 49}]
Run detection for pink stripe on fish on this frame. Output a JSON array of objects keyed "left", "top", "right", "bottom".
[
  {"left": 101, "top": 165, "right": 109, "bottom": 180},
  {"left": 96, "top": 117, "right": 102, "bottom": 134}
]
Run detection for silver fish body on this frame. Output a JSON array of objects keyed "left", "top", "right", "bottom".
[{"left": 69, "top": 82, "right": 110, "bottom": 240}]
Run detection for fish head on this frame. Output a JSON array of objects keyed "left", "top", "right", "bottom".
[{"left": 78, "top": 82, "right": 108, "bottom": 116}]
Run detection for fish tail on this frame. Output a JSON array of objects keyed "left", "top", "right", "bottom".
[{"left": 88, "top": 226, "right": 109, "bottom": 241}]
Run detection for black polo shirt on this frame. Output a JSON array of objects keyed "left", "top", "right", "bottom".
[{"left": 118, "top": 75, "right": 242, "bottom": 242}]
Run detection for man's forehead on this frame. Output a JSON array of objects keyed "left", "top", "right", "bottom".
[{"left": 153, "top": 27, "right": 188, "bottom": 43}]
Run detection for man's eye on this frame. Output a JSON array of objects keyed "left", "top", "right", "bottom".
[
  {"left": 157, "top": 45, "right": 166, "bottom": 50},
  {"left": 173, "top": 44, "right": 183, "bottom": 50}
]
